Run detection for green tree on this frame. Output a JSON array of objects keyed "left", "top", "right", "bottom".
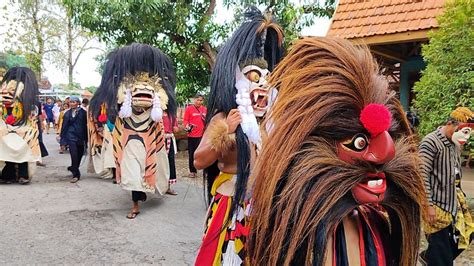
[
  {"left": 1, "top": 0, "right": 100, "bottom": 86},
  {"left": 55, "top": 4, "right": 102, "bottom": 87},
  {"left": 1, "top": 0, "right": 64, "bottom": 78},
  {"left": 0, "top": 51, "right": 28, "bottom": 68},
  {"left": 413, "top": 0, "right": 473, "bottom": 136},
  {"left": 85, "top": 85, "right": 97, "bottom": 94},
  {"left": 226, "top": 0, "right": 336, "bottom": 48},
  {"left": 6, "top": 52, "right": 29, "bottom": 68},
  {"left": 63, "top": 0, "right": 335, "bottom": 104}
]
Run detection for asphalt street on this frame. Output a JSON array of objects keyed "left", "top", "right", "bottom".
[
  {"left": 0, "top": 129, "right": 472, "bottom": 264},
  {"left": 0, "top": 130, "right": 207, "bottom": 265}
]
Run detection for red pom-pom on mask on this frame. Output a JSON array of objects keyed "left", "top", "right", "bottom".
[
  {"left": 98, "top": 114, "right": 107, "bottom": 123},
  {"left": 360, "top": 104, "right": 392, "bottom": 137},
  {"left": 5, "top": 115, "right": 15, "bottom": 125}
]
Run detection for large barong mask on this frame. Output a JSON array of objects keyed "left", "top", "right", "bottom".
[
  {"left": 238, "top": 59, "right": 270, "bottom": 118},
  {"left": 1, "top": 80, "right": 24, "bottom": 107},
  {"left": 0, "top": 67, "right": 39, "bottom": 126},
  {"left": 117, "top": 72, "right": 169, "bottom": 109},
  {"left": 89, "top": 43, "right": 176, "bottom": 125},
  {"left": 249, "top": 38, "right": 427, "bottom": 266}
]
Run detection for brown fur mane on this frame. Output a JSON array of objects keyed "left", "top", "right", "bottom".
[{"left": 249, "top": 37, "right": 426, "bottom": 265}]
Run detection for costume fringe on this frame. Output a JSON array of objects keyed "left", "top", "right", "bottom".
[{"left": 206, "top": 118, "right": 236, "bottom": 157}]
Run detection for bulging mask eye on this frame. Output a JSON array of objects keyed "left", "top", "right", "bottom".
[
  {"left": 246, "top": 70, "right": 261, "bottom": 83},
  {"left": 343, "top": 133, "right": 369, "bottom": 152}
]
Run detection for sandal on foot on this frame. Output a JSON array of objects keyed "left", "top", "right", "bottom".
[
  {"left": 126, "top": 211, "right": 140, "bottom": 219},
  {"left": 18, "top": 178, "right": 30, "bottom": 185},
  {"left": 166, "top": 189, "right": 178, "bottom": 196}
]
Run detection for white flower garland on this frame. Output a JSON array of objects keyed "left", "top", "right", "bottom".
[
  {"left": 150, "top": 92, "right": 163, "bottom": 122},
  {"left": 118, "top": 88, "right": 132, "bottom": 118}
]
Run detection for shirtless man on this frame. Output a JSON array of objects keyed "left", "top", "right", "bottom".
[
  {"left": 194, "top": 110, "right": 241, "bottom": 195},
  {"left": 194, "top": 7, "right": 283, "bottom": 265}
]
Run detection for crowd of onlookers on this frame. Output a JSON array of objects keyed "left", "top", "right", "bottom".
[
  {"left": 38, "top": 96, "right": 89, "bottom": 153},
  {"left": 35, "top": 94, "right": 207, "bottom": 187}
]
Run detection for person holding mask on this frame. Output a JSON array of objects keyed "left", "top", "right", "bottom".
[
  {"left": 60, "top": 96, "right": 87, "bottom": 183},
  {"left": 183, "top": 94, "right": 206, "bottom": 178}
]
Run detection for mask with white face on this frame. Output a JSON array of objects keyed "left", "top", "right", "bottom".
[{"left": 452, "top": 124, "right": 474, "bottom": 146}]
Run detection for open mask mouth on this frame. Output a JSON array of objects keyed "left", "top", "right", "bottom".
[
  {"left": 351, "top": 172, "right": 386, "bottom": 204},
  {"left": 132, "top": 90, "right": 154, "bottom": 108},
  {"left": 0, "top": 94, "right": 14, "bottom": 105},
  {"left": 250, "top": 88, "right": 269, "bottom": 117}
]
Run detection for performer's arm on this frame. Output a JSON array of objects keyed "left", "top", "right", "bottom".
[
  {"left": 83, "top": 110, "right": 88, "bottom": 146},
  {"left": 194, "top": 110, "right": 240, "bottom": 169},
  {"left": 419, "top": 138, "right": 437, "bottom": 223},
  {"left": 172, "top": 118, "right": 180, "bottom": 133},
  {"left": 419, "top": 138, "right": 437, "bottom": 205},
  {"left": 60, "top": 111, "right": 69, "bottom": 138}
]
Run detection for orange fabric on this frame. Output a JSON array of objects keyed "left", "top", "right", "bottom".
[{"left": 113, "top": 118, "right": 164, "bottom": 188}]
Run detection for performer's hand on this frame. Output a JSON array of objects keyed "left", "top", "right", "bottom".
[
  {"left": 226, "top": 109, "right": 241, "bottom": 134},
  {"left": 427, "top": 206, "right": 436, "bottom": 223}
]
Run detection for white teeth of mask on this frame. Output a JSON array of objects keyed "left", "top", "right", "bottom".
[
  {"left": 376, "top": 179, "right": 383, "bottom": 186},
  {"left": 368, "top": 180, "right": 377, "bottom": 188}
]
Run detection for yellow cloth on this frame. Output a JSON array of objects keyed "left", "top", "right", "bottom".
[
  {"left": 424, "top": 180, "right": 474, "bottom": 249},
  {"left": 211, "top": 172, "right": 234, "bottom": 196}
]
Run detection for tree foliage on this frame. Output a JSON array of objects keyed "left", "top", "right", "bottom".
[
  {"left": 0, "top": 51, "right": 29, "bottom": 69},
  {"left": 413, "top": 0, "right": 473, "bottom": 136},
  {"left": 1, "top": 0, "right": 99, "bottom": 86},
  {"left": 63, "top": 0, "right": 335, "bottom": 104},
  {"left": 226, "top": 0, "right": 336, "bottom": 47},
  {"left": 1, "top": 0, "right": 64, "bottom": 78},
  {"left": 85, "top": 85, "right": 97, "bottom": 94}
]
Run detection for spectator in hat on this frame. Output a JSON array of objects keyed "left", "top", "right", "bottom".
[{"left": 60, "top": 96, "right": 88, "bottom": 183}]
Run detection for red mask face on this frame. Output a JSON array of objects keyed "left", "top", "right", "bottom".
[{"left": 337, "top": 131, "right": 395, "bottom": 204}]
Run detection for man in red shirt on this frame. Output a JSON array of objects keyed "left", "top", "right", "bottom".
[{"left": 183, "top": 94, "right": 207, "bottom": 178}]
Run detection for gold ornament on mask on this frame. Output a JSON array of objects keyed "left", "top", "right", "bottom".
[
  {"left": 12, "top": 100, "right": 23, "bottom": 121},
  {"left": 123, "top": 72, "right": 162, "bottom": 88},
  {"left": 118, "top": 72, "right": 169, "bottom": 110}
]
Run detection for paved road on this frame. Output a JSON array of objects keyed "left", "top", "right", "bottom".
[
  {"left": 1, "top": 130, "right": 472, "bottom": 264},
  {"left": 0, "top": 131, "right": 207, "bottom": 265}
]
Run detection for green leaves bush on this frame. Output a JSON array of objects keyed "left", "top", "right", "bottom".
[{"left": 414, "top": 0, "right": 473, "bottom": 136}]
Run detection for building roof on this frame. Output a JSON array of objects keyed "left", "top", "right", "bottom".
[
  {"left": 327, "top": 0, "right": 445, "bottom": 45},
  {"left": 39, "top": 78, "right": 52, "bottom": 90}
]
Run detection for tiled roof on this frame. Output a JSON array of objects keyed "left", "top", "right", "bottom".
[{"left": 327, "top": 0, "right": 445, "bottom": 39}]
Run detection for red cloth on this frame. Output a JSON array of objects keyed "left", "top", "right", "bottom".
[
  {"left": 195, "top": 193, "right": 230, "bottom": 265},
  {"left": 183, "top": 105, "right": 207, "bottom": 138},
  {"left": 162, "top": 113, "right": 178, "bottom": 134}
]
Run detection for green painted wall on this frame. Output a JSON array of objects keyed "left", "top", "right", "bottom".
[{"left": 399, "top": 57, "right": 426, "bottom": 110}]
